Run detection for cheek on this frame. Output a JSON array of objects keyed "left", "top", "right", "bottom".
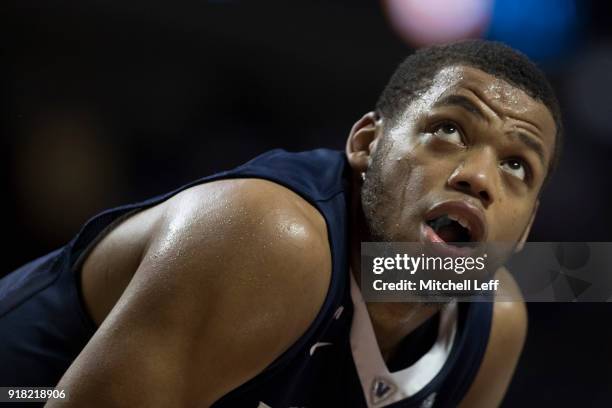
[
  {"left": 377, "top": 145, "right": 449, "bottom": 231},
  {"left": 384, "top": 138, "right": 455, "bottom": 198},
  {"left": 386, "top": 125, "right": 424, "bottom": 159},
  {"left": 493, "top": 206, "right": 533, "bottom": 240},
  {"left": 380, "top": 142, "right": 429, "bottom": 202}
]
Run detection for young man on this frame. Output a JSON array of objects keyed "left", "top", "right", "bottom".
[{"left": 0, "top": 40, "right": 561, "bottom": 407}]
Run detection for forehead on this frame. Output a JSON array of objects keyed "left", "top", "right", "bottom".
[{"left": 403, "top": 65, "right": 557, "bottom": 162}]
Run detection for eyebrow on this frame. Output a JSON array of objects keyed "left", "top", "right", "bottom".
[
  {"left": 433, "top": 94, "right": 548, "bottom": 168},
  {"left": 433, "top": 94, "right": 487, "bottom": 121}
]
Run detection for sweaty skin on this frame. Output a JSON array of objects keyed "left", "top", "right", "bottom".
[
  {"left": 55, "top": 179, "right": 332, "bottom": 407},
  {"left": 347, "top": 65, "right": 555, "bottom": 406},
  {"left": 49, "top": 65, "right": 556, "bottom": 408}
]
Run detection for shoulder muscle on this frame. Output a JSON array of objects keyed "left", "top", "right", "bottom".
[{"left": 53, "top": 178, "right": 331, "bottom": 407}]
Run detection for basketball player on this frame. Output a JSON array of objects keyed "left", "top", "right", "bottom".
[{"left": 0, "top": 40, "right": 561, "bottom": 407}]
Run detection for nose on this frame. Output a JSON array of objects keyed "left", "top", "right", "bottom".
[{"left": 447, "top": 149, "right": 496, "bottom": 207}]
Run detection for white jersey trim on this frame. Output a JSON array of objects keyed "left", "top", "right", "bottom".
[{"left": 349, "top": 271, "right": 458, "bottom": 407}]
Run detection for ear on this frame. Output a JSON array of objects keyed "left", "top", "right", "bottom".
[
  {"left": 345, "top": 111, "right": 383, "bottom": 174},
  {"left": 515, "top": 200, "right": 539, "bottom": 253}
]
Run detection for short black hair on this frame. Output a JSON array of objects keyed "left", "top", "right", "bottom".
[{"left": 376, "top": 39, "right": 562, "bottom": 180}]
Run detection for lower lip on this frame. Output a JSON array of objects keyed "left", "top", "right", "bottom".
[{"left": 420, "top": 223, "right": 476, "bottom": 257}]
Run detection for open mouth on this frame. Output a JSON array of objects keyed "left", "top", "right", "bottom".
[
  {"left": 421, "top": 200, "right": 487, "bottom": 251},
  {"left": 426, "top": 214, "right": 474, "bottom": 247}
]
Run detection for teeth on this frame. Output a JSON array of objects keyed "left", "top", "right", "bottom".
[{"left": 447, "top": 214, "right": 471, "bottom": 231}]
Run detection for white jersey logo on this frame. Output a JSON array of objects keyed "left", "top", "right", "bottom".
[{"left": 371, "top": 377, "right": 397, "bottom": 405}]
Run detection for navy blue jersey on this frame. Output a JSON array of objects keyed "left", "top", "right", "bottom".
[{"left": 0, "top": 149, "right": 493, "bottom": 407}]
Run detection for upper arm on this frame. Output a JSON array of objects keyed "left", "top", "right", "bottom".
[
  {"left": 50, "top": 179, "right": 331, "bottom": 407},
  {"left": 458, "top": 267, "right": 527, "bottom": 408}
]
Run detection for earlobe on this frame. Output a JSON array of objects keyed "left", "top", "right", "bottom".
[
  {"left": 515, "top": 200, "right": 539, "bottom": 253},
  {"left": 345, "top": 111, "right": 382, "bottom": 173}
]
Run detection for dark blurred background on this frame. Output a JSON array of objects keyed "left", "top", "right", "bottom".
[{"left": 3, "top": 0, "right": 612, "bottom": 406}]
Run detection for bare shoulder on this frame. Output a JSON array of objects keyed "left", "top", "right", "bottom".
[
  {"left": 168, "top": 178, "right": 329, "bottom": 248},
  {"left": 159, "top": 178, "right": 331, "bottom": 294},
  {"left": 155, "top": 178, "right": 333, "bottom": 320},
  {"left": 59, "top": 178, "right": 332, "bottom": 407},
  {"left": 458, "top": 267, "right": 527, "bottom": 408},
  {"left": 85, "top": 177, "right": 333, "bottom": 328},
  {"left": 83, "top": 178, "right": 331, "bottom": 324},
  {"left": 151, "top": 178, "right": 332, "bottom": 398}
]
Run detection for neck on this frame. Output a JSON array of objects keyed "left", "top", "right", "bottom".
[{"left": 348, "top": 176, "right": 441, "bottom": 361}]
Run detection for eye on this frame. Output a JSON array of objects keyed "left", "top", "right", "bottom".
[
  {"left": 432, "top": 122, "right": 464, "bottom": 145},
  {"left": 500, "top": 158, "right": 527, "bottom": 181}
]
